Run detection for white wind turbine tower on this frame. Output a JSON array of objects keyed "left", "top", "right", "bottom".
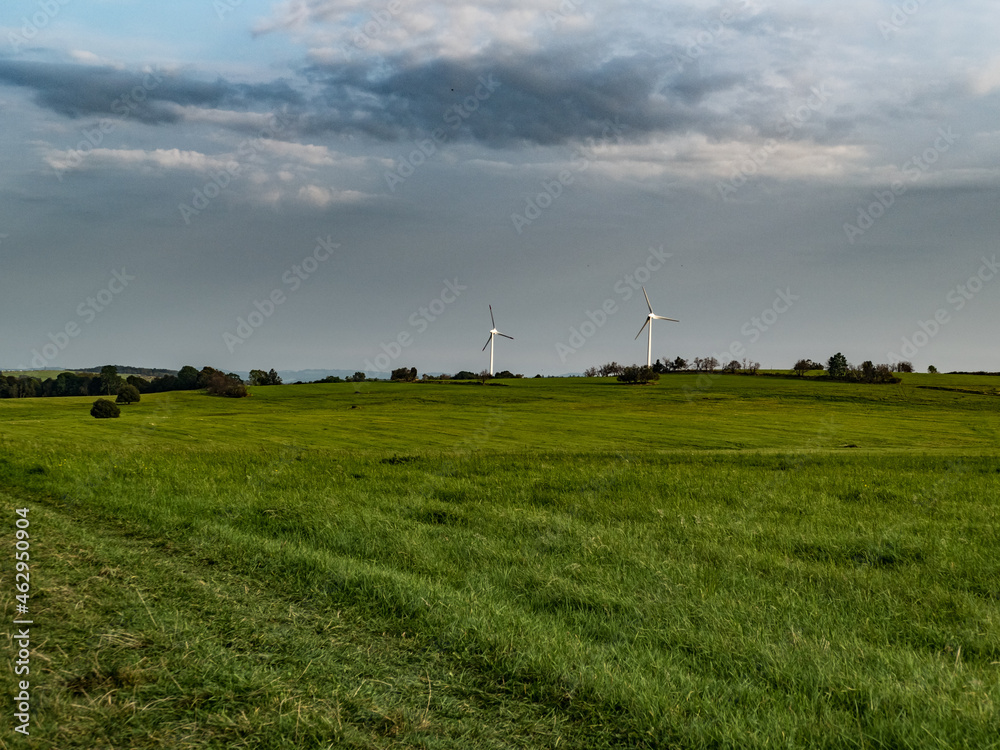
[
  {"left": 634, "top": 287, "right": 679, "bottom": 368},
  {"left": 482, "top": 305, "right": 513, "bottom": 375}
]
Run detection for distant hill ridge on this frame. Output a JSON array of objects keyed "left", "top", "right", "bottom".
[{"left": 76, "top": 365, "right": 179, "bottom": 377}]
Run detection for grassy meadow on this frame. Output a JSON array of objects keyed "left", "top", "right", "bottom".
[{"left": 1, "top": 374, "right": 998, "bottom": 748}]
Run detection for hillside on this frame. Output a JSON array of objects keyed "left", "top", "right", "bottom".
[{"left": 0, "top": 375, "right": 997, "bottom": 749}]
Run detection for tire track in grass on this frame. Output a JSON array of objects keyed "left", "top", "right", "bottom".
[{"left": 1, "top": 491, "right": 633, "bottom": 749}]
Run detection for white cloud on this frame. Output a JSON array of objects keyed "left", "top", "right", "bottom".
[
  {"left": 254, "top": 140, "right": 337, "bottom": 167},
  {"left": 970, "top": 57, "right": 1000, "bottom": 95},
  {"left": 68, "top": 50, "right": 125, "bottom": 68},
  {"left": 530, "top": 134, "right": 871, "bottom": 185},
  {"left": 256, "top": 0, "right": 579, "bottom": 59},
  {"left": 44, "top": 147, "right": 237, "bottom": 174},
  {"left": 168, "top": 105, "right": 292, "bottom": 132},
  {"left": 296, "top": 184, "right": 368, "bottom": 206}
]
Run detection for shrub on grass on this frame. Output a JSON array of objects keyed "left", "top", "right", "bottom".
[
  {"left": 116, "top": 385, "right": 141, "bottom": 405},
  {"left": 617, "top": 365, "right": 659, "bottom": 384},
  {"left": 205, "top": 372, "right": 248, "bottom": 398},
  {"left": 90, "top": 399, "right": 121, "bottom": 419}
]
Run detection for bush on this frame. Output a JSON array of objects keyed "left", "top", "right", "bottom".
[
  {"left": 116, "top": 385, "right": 141, "bottom": 405},
  {"left": 617, "top": 365, "right": 660, "bottom": 384},
  {"left": 205, "top": 372, "right": 248, "bottom": 398},
  {"left": 250, "top": 368, "right": 283, "bottom": 386},
  {"left": 91, "top": 399, "right": 121, "bottom": 419},
  {"left": 794, "top": 359, "right": 823, "bottom": 376},
  {"left": 391, "top": 367, "right": 418, "bottom": 382}
]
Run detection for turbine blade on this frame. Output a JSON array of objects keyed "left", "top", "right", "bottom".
[
  {"left": 483, "top": 334, "right": 493, "bottom": 351},
  {"left": 490, "top": 304, "right": 496, "bottom": 328},
  {"left": 652, "top": 315, "right": 679, "bottom": 322},
  {"left": 634, "top": 318, "right": 650, "bottom": 340},
  {"left": 497, "top": 333, "right": 513, "bottom": 340},
  {"left": 642, "top": 286, "right": 653, "bottom": 314}
]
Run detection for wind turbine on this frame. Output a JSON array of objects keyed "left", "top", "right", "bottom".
[
  {"left": 634, "top": 287, "right": 678, "bottom": 368},
  {"left": 482, "top": 305, "right": 513, "bottom": 375}
]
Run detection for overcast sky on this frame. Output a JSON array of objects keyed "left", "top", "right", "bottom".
[{"left": 2, "top": 0, "right": 999, "bottom": 376}]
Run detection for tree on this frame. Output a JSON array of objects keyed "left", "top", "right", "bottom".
[
  {"left": 177, "top": 365, "right": 200, "bottom": 390},
  {"left": 618, "top": 365, "right": 659, "bottom": 384},
  {"left": 704, "top": 356, "right": 719, "bottom": 372},
  {"left": 584, "top": 366, "right": 598, "bottom": 377},
  {"left": 100, "top": 365, "right": 121, "bottom": 396},
  {"left": 205, "top": 372, "right": 248, "bottom": 398},
  {"left": 928, "top": 365, "right": 938, "bottom": 374},
  {"left": 495, "top": 370, "right": 515, "bottom": 379},
  {"left": 893, "top": 361, "right": 914, "bottom": 373},
  {"left": 827, "top": 352, "right": 849, "bottom": 379},
  {"left": 91, "top": 398, "right": 121, "bottom": 419},
  {"left": 125, "top": 375, "right": 148, "bottom": 392},
  {"left": 794, "top": 359, "right": 821, "bottom": 376},
  {"left": 115, "top": 385, "right": 141, "bottom": 405},
  {"left": 723, "top": 360, "right": 740, "bottom": 373},
  {"left": 672, "top": 356, "right": 688, "bottom": 371},
  {"left": 453, "top": 371, "right": 477, "bottom": 380},
  {"left": 391, "top": 367, "right": 418, "bottom": 382},
  {"left": 249, "top": 368, "right": 282, "bottom": 386},
  {"left": 478, "top": 370, "right": 492, "bottom": 383},
  {"left": 598, "top": 362, "right": 624, "bottom": 377},
  {"left": 353, "top": 372, "right": 366, "bottom": 382}
]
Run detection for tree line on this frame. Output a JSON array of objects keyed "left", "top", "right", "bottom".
[
  {"left": 586, "top": 354, "right": 915, "bottom": 384},
  {"left": 0, "top": 364, "right": 286, "bottom": 400}
]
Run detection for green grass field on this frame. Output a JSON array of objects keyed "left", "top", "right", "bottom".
[{"left": 1, "top": 375, "right": 998, "bottom": 748}]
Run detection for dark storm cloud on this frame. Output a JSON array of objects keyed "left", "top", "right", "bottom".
[
  {"left": 0, "top": 59, "right": 302, "bottom": 124},
  {"left": 299, "top": 50, "right": 759, "bottom": 146},
  {"left": 0, "top": 50, "right": 815, "bottom": 148}
]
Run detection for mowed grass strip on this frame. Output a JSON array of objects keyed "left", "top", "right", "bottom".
[
  {"left": 1, "top": 376, "right": 999, "bottom": 748},
  {"left": 1, "top": 495, "right": 622, "bottom": 749}
]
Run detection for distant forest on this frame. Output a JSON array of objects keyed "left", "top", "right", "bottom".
[
  {"left": 0, "top": 365, "right": 232, "bottom": 399},
  {"left": 76, "top": 365, "right": 178, "bottom": 377}
]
